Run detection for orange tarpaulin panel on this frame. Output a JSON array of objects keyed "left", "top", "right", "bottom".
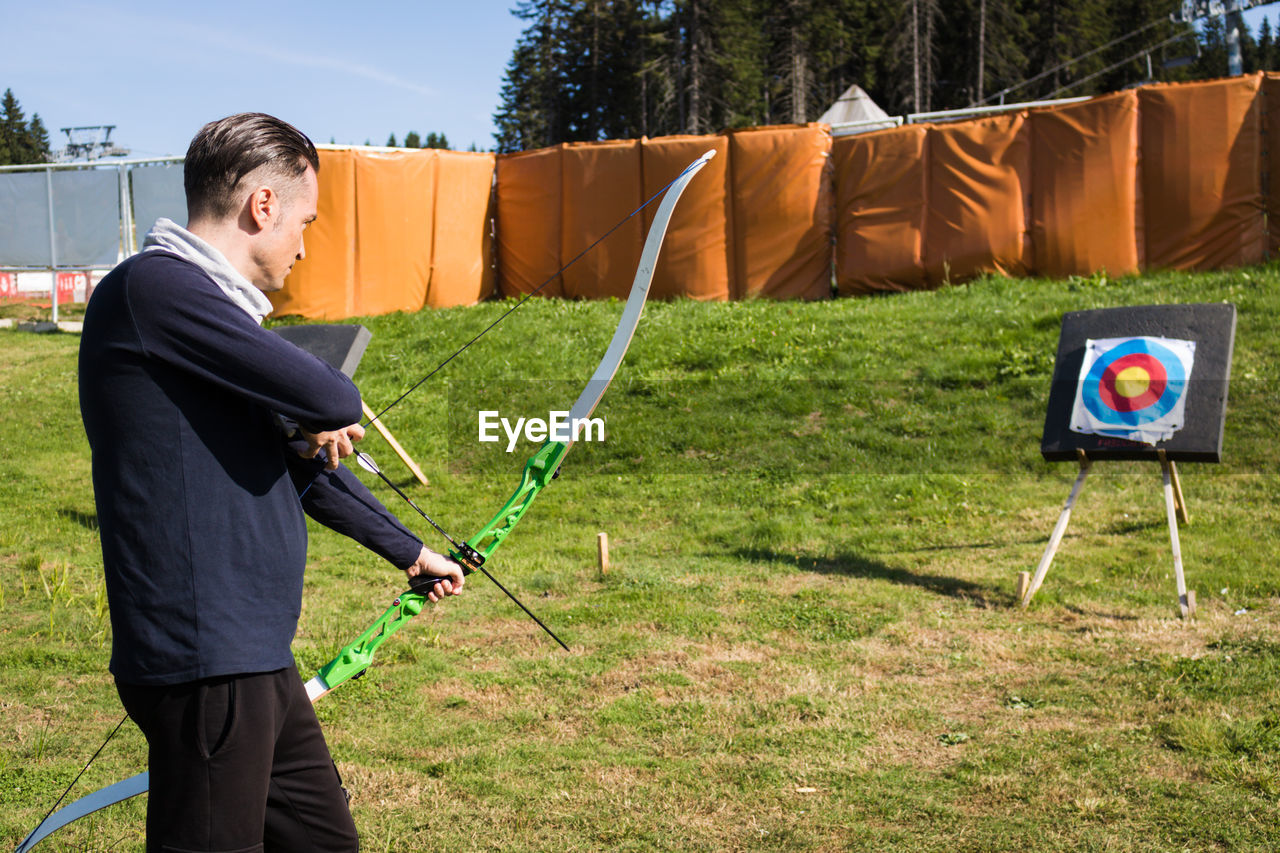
[
  {"left": 353, "top": 150, "right": 434, "bottom": 316},
  {"left": 1267, "top": 73, "right": 1280, "bottom": 256},
  {"left": 273, "top": 149, "right": 356, "bottom": 319},
  {"left": 495, "top": 146, "right": 564, "bottom": 298},
  {"left": 1139, "top": 75, "right": 1263, "bottom": 270},
  {"left": 641, "top": 135, "right": 731, "bottom": 301},
  {"left": 925, "top": 112, "right": 1030, "bottom": 284},
  {"left": 428, "top": 150, "right": 496, "bottom": 308},
  {"left": 561, "top": 140, "right": 644, "bottom": 300},
  {"left": 728, "top": 124, "right": 833, "bottom": 300},
  {"left": 832, "top": 124, "right": 928, "bottom": 295},
  {"left": 1029, "top": 91, "right": 1139, "bottom": 277}
]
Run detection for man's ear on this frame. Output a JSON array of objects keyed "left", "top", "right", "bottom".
[{"left": 245, "top": 185, "right": 279, "bottom": 232}]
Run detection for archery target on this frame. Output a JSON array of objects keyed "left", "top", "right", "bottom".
[{"left": 1071, "top": 336, "right": 1196, "bottom": 444}]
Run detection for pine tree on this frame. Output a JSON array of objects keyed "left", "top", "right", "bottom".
[
  {"left": 25, "top": 113, "right": 50, "bottom": 163},
  {"left": 1238, "top": 17, "right": 1260, "bottom": 73},
  {"left": 404, "top": 131, "right": 422, "bottom": 149},
  {"left": 0, "top": 89, "right": 26, "bottom": 166},
  {"left": 1193, "top": 15, "right": 1228, "bottom": 80},
  {"left": 424, "top": 132, "right": 450, "bottom": 149},
  {"left": 1259, "top": 17, "right": 1275, "bottom": 71},
  {"left": 1022, "top": 0, "right": 1111, "bottom": 100},
  {"left": 875, "top": 0, "right": 942, "bottom": 113},
  {"left": 806, "top": 0, "right": 877, "bottom": 120},
  {"left": 387, "top": 132, "right": 398, "bottom": 147},
  {"left": 956, "top": 0, "right": 1028, "bottom": 107},
  {"left": 493, "top": 0, "right": 574, "bottom": 152}
]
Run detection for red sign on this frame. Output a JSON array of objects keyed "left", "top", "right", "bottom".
[
  {"left": 56, "top": 271, "right": 89, "bottom": 304},
  {"left": 0, "top": 272, "right": 14, "bottom": 302}
]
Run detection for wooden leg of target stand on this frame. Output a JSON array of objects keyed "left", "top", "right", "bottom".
[
  {"left": 1158, "top": 450, "right": 1193, "bottom": 619},
  {"left": 362, "top": 401, "right": 429, "bottom": 488},
  {"left": 1168, "top": 458, "right": 1190, "bottom": 525},
  {"left": 1022, "top": 449, "right": 1092, "bottom": 608}
]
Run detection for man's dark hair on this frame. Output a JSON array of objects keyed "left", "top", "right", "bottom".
[{"left": 184, "top": 113, "right": 319, "bottom": 221}]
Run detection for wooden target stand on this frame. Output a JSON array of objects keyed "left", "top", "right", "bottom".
[
  {"left": 1026, "top": 303, "right": 1235, "bottom": 620},
  {"left": 1018, "top": 448, "right": 1195, "bottom": 617}
]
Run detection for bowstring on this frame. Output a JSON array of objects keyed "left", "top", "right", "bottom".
[
  {"left": 23, "top": 714, "right": 130, "bottom": 845},
  {"left": 365, "top": 161, "right": 698, "bottom": 428}
]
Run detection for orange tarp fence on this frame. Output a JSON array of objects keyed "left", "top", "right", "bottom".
[
  {"left": 728, "top": 124, "right": 833, "bottom": 300},
  {"left": 274, "top": 148, "right": 495, "bottom": 319},
  {"left": 493, "top": 134, "right": 743, "bottom": 303},
  {"left": 833, "top": 125, "right": 928, "bottom": 295},
  {"left": 1267, "top": 74, "right": 1280, "bottom": 257},
  {"left": 561, "top": 140, "right": 645, "bottom": 300},
  {"left": 1029, "top": 91, "right": 1139, "bottom": 278},
  {"left": 925, "top": 112, "right": 1030, "bottom": 283},
  {"left": 642, "top": 135, "right": 732, "bottom": 301},
  {"left": 273, "top": 74, "right": 1276, "bottom": 319},
  {"left": 494, "top": 146, "right": 564, "bottom": 298},
  {"left": 1139, "top": 75, "right": 1263, "bottom": 270},
  {"left": 428, "top": 150, "right": 497, "bottom": 308},
  {"left": 271, "top": 149, "right": 356, "bottom": 319}
]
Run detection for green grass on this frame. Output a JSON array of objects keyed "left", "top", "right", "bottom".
[{"left": 2, "top": 265, "right": 1279, "bottom": 851}]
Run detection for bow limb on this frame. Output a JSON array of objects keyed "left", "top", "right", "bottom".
[
  {"left": 16, "top": 148, "right": 716, "bottom": 851},
  {"left": 14, "top": 773, "right": 148, "bottom": 853}
]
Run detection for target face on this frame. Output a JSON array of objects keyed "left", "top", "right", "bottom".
[{"left": 1071, "top": 336, "right": 1196, "bottom": 444}]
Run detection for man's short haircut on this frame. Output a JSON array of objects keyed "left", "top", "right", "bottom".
[{"left": 185, "top": 113, "right": 320, "bottom": 221}]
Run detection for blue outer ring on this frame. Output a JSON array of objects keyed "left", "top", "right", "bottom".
[{"left": 1082, "top": 338, "right": 1187, "bottom": 427}]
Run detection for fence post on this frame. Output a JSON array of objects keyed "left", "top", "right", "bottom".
[{"left": 45, "top": 167, "right": 58, "bottom": 324}]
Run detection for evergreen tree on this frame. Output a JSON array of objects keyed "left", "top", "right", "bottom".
[
  {"left": 875, "top": 0, "right": 942, "bottom": 113},
  {"left": 561, "top": 0, "right": 647, "bottom": 140},
  {"left": 805, "top": 0, "right": 877, "bottom": 120},
  {"left": 710, "top": 0, "right": 771, "bottom": 127},
  {"left": 490, "top": 0, "right": 1280, "bottom": 151},
  {"left": 404, "top": 130, "right": 422, "bottom": 148},
  {"left": 956, "top": 0, "right": 1029, "bottom": 106},
  {"left": 1192, "top": 15, "right": 1228, "bottom": 80},
  {"left": 1022, "top": 0, "right": 1111, "bottom": 100},
  {"left": 424, "top": 132, "right": 450, "bottom": 149},
  {"left": 0, "top": 89, "right": 26, "bottom": 165},
  {"left": 0, "top": 89, "right": 49, "bottom": 166},
  {"left": 26, "top": 113, "right": 50, "bottom": 163},
  {"left": 387, "top": 132, "right": 398, "bottom": 147},
  {"left": 493, "top": 0, "right": 574, "bottom": 152}
]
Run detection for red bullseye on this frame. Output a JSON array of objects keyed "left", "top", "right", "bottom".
[{"left": 1098, "top": 353, "right": 1166, "bottom": 412}]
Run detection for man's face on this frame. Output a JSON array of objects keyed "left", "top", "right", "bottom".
[{"left": 251, "top": 165, "right": 318, "bottom": 292}]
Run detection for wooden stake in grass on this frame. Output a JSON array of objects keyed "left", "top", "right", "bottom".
[
  {"left": 1016, "top": 571, "right": 1030, "bottom": 602},
  {"left": 597, "top": 532, "right": 610, "bottom": 576}
]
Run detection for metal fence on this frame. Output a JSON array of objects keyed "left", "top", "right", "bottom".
[{"left": 0, "top": 156, "right": 185, "bottom": 322}]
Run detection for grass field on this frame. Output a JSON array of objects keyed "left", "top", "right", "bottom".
[{"left": 2, "top": 266, "right": 1278, "bottom": 851}]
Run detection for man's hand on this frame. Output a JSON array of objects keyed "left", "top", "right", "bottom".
[
  {"left": 299, "top": 423, "right": 365, "bottom": 470},
  {"left": 405, "top": 546, "right": 465, "bottom": 602}
]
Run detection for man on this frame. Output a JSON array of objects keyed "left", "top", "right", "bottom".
[{"left": 79, "top": 113, "right": 462, "bottom": 852}]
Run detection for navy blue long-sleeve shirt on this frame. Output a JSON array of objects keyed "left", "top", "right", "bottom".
[{"left": 79, "top": 250, "right": 421, "bottom": 685}]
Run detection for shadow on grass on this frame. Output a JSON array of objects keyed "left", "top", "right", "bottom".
[
  {"left": 732, "top": 546, "right": 1012, "bottom": 607},
  {"left": 58, "top": 507, "right": 98, "bottom": 530},
  {"left": 1102, "top": 519, "right": 1165, "bottom": 536}
]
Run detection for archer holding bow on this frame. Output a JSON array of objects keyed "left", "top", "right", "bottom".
[{"left": 77, "top": 112, "right": 463, "bottom": 852}]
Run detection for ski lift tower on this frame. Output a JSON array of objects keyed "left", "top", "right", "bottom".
[
  {"left": 1172, "top": 0, "right": 1266, "bottom": 77},
  {"left": 52, "top": 125, "right": 130, "bottom": 163}
]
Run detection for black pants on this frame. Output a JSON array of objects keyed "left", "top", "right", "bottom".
[{"left": 117, "top": 666, "right": 359, "bottom": 853}]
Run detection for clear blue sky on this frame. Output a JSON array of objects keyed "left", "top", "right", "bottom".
[
  {"left": 3, "top": 1, "right": 527, "bottom": 157},
  {"left": 4, "top": 1, "right": 1280, "bottom": 159}
]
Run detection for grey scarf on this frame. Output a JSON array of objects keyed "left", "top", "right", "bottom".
[{"left": 142, "top": 218, "right": 274, "bottom": 324}]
